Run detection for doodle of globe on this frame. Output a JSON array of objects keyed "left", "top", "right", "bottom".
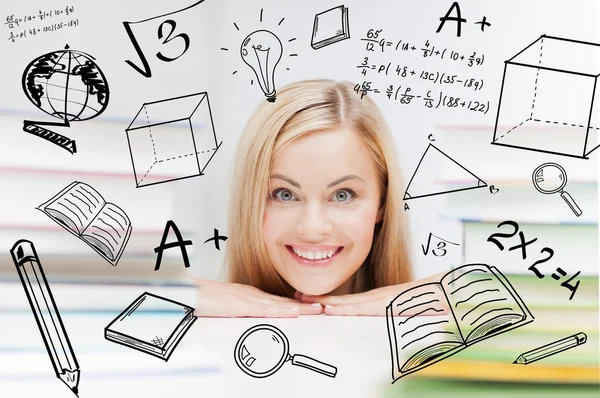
[{"left": 21, "top": 44, "right": 109, "bottom": 122}]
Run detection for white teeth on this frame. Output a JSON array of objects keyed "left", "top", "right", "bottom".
[{"left": 291, "top": 247, "right": 338, "bottom": 260}]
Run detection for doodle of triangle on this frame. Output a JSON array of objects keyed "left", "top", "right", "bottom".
[{"left": 404, "top": 144, "right": 487, "bottom": 200}]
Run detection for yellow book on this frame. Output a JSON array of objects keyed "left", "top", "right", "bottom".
[
  {"left": 415, "top": 358, "right": 599, "bottom": 384},
  {"left": 413, "top": 333, "right": 599, "bottom": 384}
]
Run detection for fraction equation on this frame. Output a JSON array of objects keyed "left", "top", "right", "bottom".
[
  {"left": 357, "top": 58, "right": 484, "bottom": 92},
  {"left": 361, "top": 29, "right": 485, "bottom": 67},
  {"left": 353, "top": 82, "right": 489, "bottom": 114},
  {"left": 5, "top": 6, "right": 78, "bottom": 43}
]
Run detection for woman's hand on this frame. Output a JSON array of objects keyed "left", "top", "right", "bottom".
[
  {"left": 193, "top": 278, "right": 323, "bottom": 318},
  {"left": 298, "top": 273, "right": 449, "bottom": 316}
]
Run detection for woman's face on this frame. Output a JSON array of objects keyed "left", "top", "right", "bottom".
[{"left": 263, "top": 127, "right": 384, "bottom": 296}]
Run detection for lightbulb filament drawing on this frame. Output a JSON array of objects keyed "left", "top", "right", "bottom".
[
  {"left": 241, "top": 30, "right": 282, "bottom": 102},
  {"left": 220, "top": 8, "right": 297, "bottom": 103}
]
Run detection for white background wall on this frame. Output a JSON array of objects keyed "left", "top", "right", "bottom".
[{"left": 0, "top": 0, "right": 597, "bottom": 282}]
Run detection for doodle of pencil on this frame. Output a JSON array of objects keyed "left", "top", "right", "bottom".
[
  {"left": 513, "top": 332, "right": 587, "bottom": 365},
  {"left": 10, "top": 239, "right": 80, "bottom": 396}
]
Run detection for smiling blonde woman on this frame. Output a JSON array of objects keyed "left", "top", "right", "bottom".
[{"left": 194, "top": 79, "right": 440, "bottom": 318}]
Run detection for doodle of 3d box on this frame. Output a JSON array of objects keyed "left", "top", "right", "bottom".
[
  {"left": 125, "top": 92, "right": 222, "bottom": 188},
  {"left": 492, "top": 35, "right": 600, "bottom": 159}
]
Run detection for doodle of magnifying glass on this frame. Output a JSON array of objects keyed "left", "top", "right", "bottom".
[
  {"left": 234, "top": 324, "right": 337, "bottom": 379},
  {"left": 532, "top": 162, "right": 582, "bottom": 217}
]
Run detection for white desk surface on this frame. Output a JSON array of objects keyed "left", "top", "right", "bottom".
[{"left": 0, "top": 283, "right": 419, "bottom": 398}]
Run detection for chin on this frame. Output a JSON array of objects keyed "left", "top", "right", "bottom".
[{"left": 290, "top": 279, "right": 342, "bottom": 296}]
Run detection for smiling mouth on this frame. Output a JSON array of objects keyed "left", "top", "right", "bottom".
[{"left": 285, "top": 245, "right": 344, "bottom": 267}]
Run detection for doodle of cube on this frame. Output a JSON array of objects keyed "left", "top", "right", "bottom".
[
  {"left": 492, "top": 35, "right": 600, "bottom": 159},
  {"left": 125, "top": 92, "right": 222, "bottom": 188}
]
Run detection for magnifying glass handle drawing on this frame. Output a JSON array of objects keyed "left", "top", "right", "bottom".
[
  {"left": 290, "top": 354, "right": 338, "bottom": 378},
  {"left": 561, "top": 191, "right": 582, "bottom": 217}
]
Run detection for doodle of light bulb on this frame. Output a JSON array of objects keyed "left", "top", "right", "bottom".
[{"left": 240, "top": 30, "right": 283, "bottom": 102}]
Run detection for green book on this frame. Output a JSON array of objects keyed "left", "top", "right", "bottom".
[{"left": 382, "top": 379, "right": 600, "bottom": 398}]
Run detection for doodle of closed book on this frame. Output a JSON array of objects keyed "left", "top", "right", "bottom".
[
  {"left": 105, "top": 292, "right": 197, "bottom": 361},
  {"left": 386, "top": 263, "right": 533, "bottom": 382},
  {"left": 37, "top": 181, "right": 132, "bottom": 266},
  {"left": 311, "top": 5, "right": 350, "bottom": 50}
]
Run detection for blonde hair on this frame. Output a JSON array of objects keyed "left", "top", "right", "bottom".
[{"left": 225, "top": 79, "right": 412, "bottom": 297}]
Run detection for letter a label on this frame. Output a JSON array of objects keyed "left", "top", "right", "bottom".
[{"left": 154, "top": 220, "right": 193, "bottom": 271}]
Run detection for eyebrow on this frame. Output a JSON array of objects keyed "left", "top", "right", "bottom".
[{"left": 269, "top": 174, "right": 365, "bottom": 188}]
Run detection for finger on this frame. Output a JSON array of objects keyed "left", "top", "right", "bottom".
[
  {"left": 324, "top": 302, "right": 385, "bottom": 316},
  {"left": 301, "top": 292, "right": 372, "bottom": 306},
  {"left": 251, "top": 299, "right": 323, "bottom": 315},
  {"left": 247, "top": 295, "right": 323, "bottom": 316},
  {"left": 248, "top": 291, "right": 310, "bottom": 306},
  {"left": 264, "top": 294, "right": 305, "bottom": 304},
  {"left": 254, "top": 305, "right": 301, "bottom": 318},
  {"left": 250, "top": 302, "right": 323, "bottom": 317},
  {"left": 194, "top": 281, "right": 323, "bottom": 317},
  {"left": 194, "top": 295, "right": 263, "bottom": 318},
  {"left": 196, "top": 297, "right": 302, "bottom": 318},
  {"left": 294, "top": 291, "right": 303, "bottom": 301},
  {"left": 194, "top": 301, "right": 322, "bottom": 317},
  {"left": 194, "top": 287, "right": 298, "bottom": 318},
  {"left": 299, "top": 302, "right": 324, "bottom": 315}
]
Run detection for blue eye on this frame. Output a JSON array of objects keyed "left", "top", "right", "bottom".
[
  {"left": 272, "top": 188, "right": 297, "bottom": 201},
  {"left": 332, "top": 189, "right": 355, "bottom": 203}
]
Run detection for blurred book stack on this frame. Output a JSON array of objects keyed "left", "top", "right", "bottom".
[
  {"left": 385, "top": 125, "right": 599, "bottom": 396},
  {"left": 0, "top": 116, "right": 201, "bottom": 308}
]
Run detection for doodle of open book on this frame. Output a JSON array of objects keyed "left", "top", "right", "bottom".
[
  {"left": 386, "top": 263, "right": 533, "bottom": 383},
  {"left": 37, "top": 181, "right": 132, "bottom": 266}
]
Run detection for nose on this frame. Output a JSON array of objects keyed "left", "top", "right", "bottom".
[{"left": 296, "top": 203, "right": 333, "bottom": 237}]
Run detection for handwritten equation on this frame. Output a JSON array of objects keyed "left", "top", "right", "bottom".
[
  {"left": 5, "top": 6, "right": 79, "bottom": 43},
  {"left": 354, "top": 82, "right": 490, "bottom": 114},
  {"left": 357, "top": 59, "right": 484, "bottom": 92},
  {"left": 361, "top": 29, "right": 485, "bottom": 67},
  {"left": 356, "top": 28, "right": 489, "bottom": 114},
  {"left": 487, "top": 220, "right": 581, "bottom": 300}
]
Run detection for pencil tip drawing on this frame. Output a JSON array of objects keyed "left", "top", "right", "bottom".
[
  {"left": 37, "top": 181, "right": 132, "bottom": 266},
  {"left": 10, "top": 239, "right": 80, "bottom": 396},
  {"left": 492, "top": 34, "right": 600, "bottom": 159},
  {"left": 513, "top": 332, "right": 587, "bottom": 365},
  {"left": 125, "top": 92, "right": 222, "bottom": 188},
  {"left": 386, "top": 263, "right": 533, "bottom": 383},
  {"left": 235, "top": 324, "right": 337, "bottom": 379},
  {"left": 311, "top": 5, "right": 350, "bottom": 50},
  {"left": 104, "top": 292, "right": 197, "bottom": 361},
  {"left": 404, "top": 144, "right": 487, "bottom": 201},
  {"left": 21, "top": 44, "right": 109, "bottom": 154}
]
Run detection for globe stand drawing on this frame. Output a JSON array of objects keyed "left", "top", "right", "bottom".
[{"left": 21, "top": 44, "right": 110, "bottom": 154}]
